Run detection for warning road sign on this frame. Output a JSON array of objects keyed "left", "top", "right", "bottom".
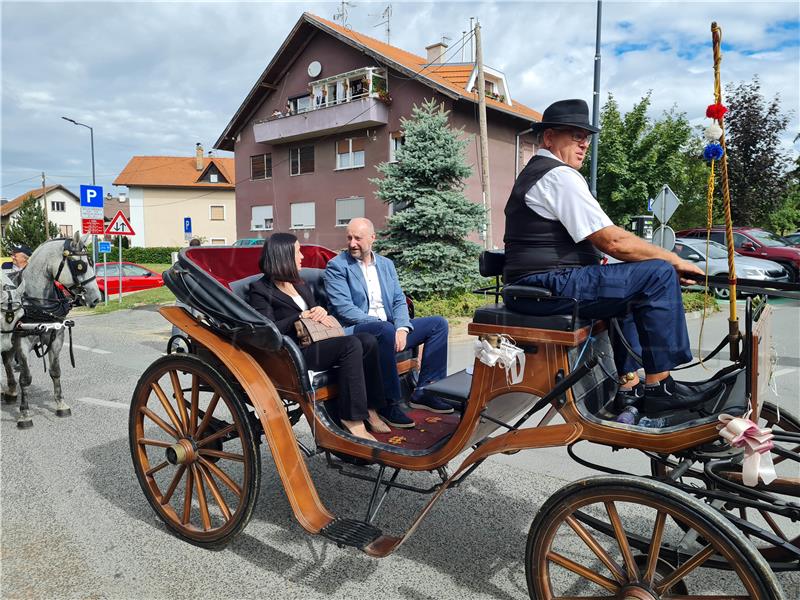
[{"left": 105, "top": 211, "right": 135, "bottom": 236}]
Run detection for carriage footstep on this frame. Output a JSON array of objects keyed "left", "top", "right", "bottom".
[{"left": 320, "top": 518, "right": 382, "bottom": 550}]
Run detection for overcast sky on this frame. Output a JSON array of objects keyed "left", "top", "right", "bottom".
[{"left": 1, "top": 0, "right": 798, "bottom": 204}]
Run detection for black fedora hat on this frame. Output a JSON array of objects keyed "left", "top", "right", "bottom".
[
  {"left": 531, "top": 99, "right": 599, "bottom": 134},
  {"left": 11, "top": 244, "right": 33, "bottom": 257}
]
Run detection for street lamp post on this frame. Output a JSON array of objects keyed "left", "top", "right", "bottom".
[{"left": 62, "top": 116, "right": 97, "bottom": 264}]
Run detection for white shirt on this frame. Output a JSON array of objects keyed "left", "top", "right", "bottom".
[
  {"left": 525, "top": 149, "right": 613, "bottom": 242},
  {"left": 290, "top": 294, "right": 308, "bottom": 311},
  {"left": 357, "top": 255, "right": 388, "bottom": 321}
]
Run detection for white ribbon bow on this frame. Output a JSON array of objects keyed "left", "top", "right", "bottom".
[
  {"left": 474, "top": 335, "right": 525, "bottom": 385},
  {"left": 717, "top": 414, "right": 777, "bottom": 487}
]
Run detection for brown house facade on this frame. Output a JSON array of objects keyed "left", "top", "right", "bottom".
[{"left": 215, "top": 13, "right": 540, "bottom": 250}]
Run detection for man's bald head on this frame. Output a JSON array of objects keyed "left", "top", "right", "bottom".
[{"left": 346, "top": 217, "right": 376, "bottom": 262}]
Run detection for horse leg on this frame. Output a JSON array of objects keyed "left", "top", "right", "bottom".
[
  {"left": 15, "top": 338, "right": 33, "bottom": 428},
  {"left": 1, "top": 349, "right": 18, "bottom": 404},
  {"left": 49, "top": 331, "right": 70, "bottom": 417}
]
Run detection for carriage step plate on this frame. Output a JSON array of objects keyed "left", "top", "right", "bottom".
[{"left": 321, "top": 518, "right": 382, "bottom": 549}]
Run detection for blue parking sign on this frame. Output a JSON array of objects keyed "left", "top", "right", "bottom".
[
  {"left": 80, "top": 185, "right": 104, "bottom": 207},
  {"left": 184, "top": 217, "right": 192, "bottom": 234}
]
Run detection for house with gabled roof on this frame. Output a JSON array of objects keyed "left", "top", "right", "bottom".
[
  {"left": 113, "top": 144, "right": 236, "bottom": 247},
  {"left": 1, "top": 184, "right": 81, "bottom": 240},
  {"left": 215, "top": 12, "right": 540, "bottom": 249}
]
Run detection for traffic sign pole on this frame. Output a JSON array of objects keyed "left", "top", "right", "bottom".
[{"left": 119, "top": 235, "right": 123, "bottom": 304}]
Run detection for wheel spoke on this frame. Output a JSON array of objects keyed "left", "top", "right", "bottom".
[
  {"left": 160, "top": 465, "right": 186, "bottom": 506},
  {"left": 643, "top": 510, "right": 667, "bottom": 585},
  {"left": 189, "top": 374, "right": 199, "bottom": 436},
  {"left": 655, "top": 544, "right": 715, "bottom": 594},
  {"left": 169, "top": 370, "right": 190, "bottom": 433},
  {"left": 761, "top": 510, "right": 790, "bottom": 541},
  {"left": 198, "top": 463, "right": 232, "bottom": 521},
  {"left": 196, "top": 424, "right": 236, "bottom": 448},
  {"left": 138, "top": 437, "right": 173, "bottom": 448},
  {"left": 146, "top": 460, "right": 169, "bottom": 476},
  {"left": 151, "top": 381, "right": 185, "bottom": 437},
  {"left": 198, "top": 448, "right": 244, "bottom": 462},
  {"left": 194, "top": 393, "right": 221, "bottom": 438},
  {"left": 564, "top": 514, "right": 626, "bottom": 583},
  {"left": 546, "top": 551, "right": 619, "bottom": 593},
  {"left": 604, "top": 501, "right": 639, "bottom": 583},
  {"left": 182, "top": 467, "right": 194, "bottom": 525},
  {"left": 198, "top": 457, "right": 242, "bottom": 496},
  {"left": 140, "top": 406, "right": 180, "bottom": 440},
  {"left": 193, "top": 465, "right": 212, "bottom": 531}
]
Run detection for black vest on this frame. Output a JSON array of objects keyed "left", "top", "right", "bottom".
[{"left": 503, "top": 155, "right": 601, "bottom": 282}]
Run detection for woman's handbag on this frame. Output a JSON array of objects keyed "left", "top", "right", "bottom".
[{"left": 294, "top": 316, "right": 345, "bottom": 348}]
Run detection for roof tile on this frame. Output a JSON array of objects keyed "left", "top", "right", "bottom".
[{"left": 113, "top": 156, "right": 235, "bottom": 188}]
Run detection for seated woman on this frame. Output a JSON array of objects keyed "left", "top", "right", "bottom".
[{"left": 248, "top": 233, "right": 390, "bottom": 441}]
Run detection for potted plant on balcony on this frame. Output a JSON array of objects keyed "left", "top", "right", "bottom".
[{"left": 376, "top": 89, "right": 393, "bottom": 105}]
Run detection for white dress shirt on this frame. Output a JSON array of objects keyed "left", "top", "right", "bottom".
[
  {"left": 358, "top": 255, "right": 388, "bottom": 321},
  {"left": 525, "top": 149, "right": 613, "bottom": 242}
]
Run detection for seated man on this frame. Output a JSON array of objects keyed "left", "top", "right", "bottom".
[
  {"left": 1, "top": 244, "right": 32, "bottom": 285},
  {"left": 324, "top": 218, "right": 451, "bottom": 428},
  {"left": 503, "top": 99, "right": 711, "bottom": 414}
]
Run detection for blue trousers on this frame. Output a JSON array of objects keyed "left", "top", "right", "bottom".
[
  {"left": 354, "top": 316, "right": 448, "bottom": 404},
  {"left": 509, "top": 259, "right": 692, "bottom": 375}
]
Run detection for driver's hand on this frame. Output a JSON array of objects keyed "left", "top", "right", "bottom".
[{"left": 674, "top": 259, "right": 705, "bottom": 285}]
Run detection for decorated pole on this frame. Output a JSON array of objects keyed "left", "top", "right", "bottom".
[{"left": 708, "top": 21, "right": 739, "bottom": 360}]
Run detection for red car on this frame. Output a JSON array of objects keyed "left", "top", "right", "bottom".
[
  {"left": 95, "top": 262, "right": 164, "bottom": 296},
  {"left": 675, "top": 226, "right": 800, "bottom": 282}
]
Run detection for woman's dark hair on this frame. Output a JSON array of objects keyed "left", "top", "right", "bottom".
[{"left": 260, "top": 232, "right": 300, "bottom": 282}]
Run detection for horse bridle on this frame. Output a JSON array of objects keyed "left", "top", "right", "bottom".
[{"left": 53, "top": 238, "right": 96, "bottom": 300}]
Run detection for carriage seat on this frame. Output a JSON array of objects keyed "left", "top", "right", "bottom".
[{"left": 473, "top": 303, "right": 591, "bottom": 332}]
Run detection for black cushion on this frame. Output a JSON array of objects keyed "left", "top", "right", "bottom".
[
  {"left": 479, "top": 250, "right": 506, "bottom": 277},
  {"left": 422, "top": 370, "right": 472, "bottom": 407},
  {"left": 473, "top": 303, "right": 590, "bottom": 331},
  {"left": 300, "top": 268, "right": 328, "bottom": 307},
  {"left": 229, "top": 274, "right": 262, "bottom": 302},
  {"left": 502, "top": 284, "right": 552, "bottom": 299}
]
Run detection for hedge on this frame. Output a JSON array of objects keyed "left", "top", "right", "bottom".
[{"left": 89, "top": 245, "right": 180, "bottom": 264}]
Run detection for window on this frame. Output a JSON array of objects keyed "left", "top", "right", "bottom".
[
  {"left": 289, "top": 95, "right": 312, "bottom": 114},
  {"left": 336, "top": 138, "right": 366, "bottom": 170},
  {"left": 389, "top": 131, "right": 404, "bottom": 163},
  {"left": 58, "top": 224, "right": 73, "bottom": 237},
  {"left": 209, "top": 205, "right": 225, "bottom": 221},
  {"left": 290, "top": 145, "right": 314, "bottom": 175},
  {"left": 97, "top": 264, "right": 120, "bottom": 277},
  {"left": 51, "top": 200, "right": 65, "bottom": 212},
  {"left": 123, "top": 264, "right": 151, "bottom": 276},
  {"left": 210, "top": 238, "right": 226, "bottom": 245},
  {"left": 335, "top": 197, "right": 364, "bottom": 227},
  {"left": 485, "top": 80, "right": 495, "bottom": 95},
  {"left": 251, "top": 205, "right": 273, "bottom": 231},
  {"left": 290, "top": 202, "right": 315, "bottom": 229},
  {"left": 250, "top": 153, "right": 272, "bottom": 180},
  {"left": 210, "top": 173, "right": 218, "bottom": 183}
]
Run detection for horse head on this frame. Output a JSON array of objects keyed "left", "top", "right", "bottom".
[{"left": 25, "top": 234, "right": 102, "bottom": 310}]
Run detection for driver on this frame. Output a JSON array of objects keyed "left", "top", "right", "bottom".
[
  {"left": 503, "top": 99, "right": 716, "bottom": 415},
  {"left": 2, "top": 244, "right": 32, "bottom": 285}
]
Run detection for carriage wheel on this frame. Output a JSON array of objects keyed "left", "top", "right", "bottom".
[
  {"left": 525, "top": 475, "right": 782, "bottom": 599},
  {"left": 651, "top": 401, "right": 800, "bottom": 563},
  {"left": 129, "top": 354, "right": 261, "bottom": 548}
]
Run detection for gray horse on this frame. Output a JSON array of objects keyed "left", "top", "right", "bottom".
[{"left": 1, "top": 234, "right": 101, "bottom": 428}]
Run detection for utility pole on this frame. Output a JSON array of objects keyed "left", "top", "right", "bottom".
[
  {"left": 589, "top": 0, "right": 602, "bottom": 197},
  {"left": 469, "top": 17, "right": 475, "bottom": 62},
  {"left": 42, "top": 172, "right": 50, "bottom": 238},
  {"left": 475, "top": 22, "right": 492, "bottom": 249}
]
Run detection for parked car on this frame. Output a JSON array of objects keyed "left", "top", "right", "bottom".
[
  {"left": 232, "top": 238, "right": 265, "bottom": 247},
  {"left": 95, "top": 262, "right": 164, "bottom": 297},
  {"left": 783, "top": 232, "right": 800, "bottom": 246},
  {"left": 673, "top": 238, "right": 789, "bottom": 299},
  {"left": 675, "top": 226, "right": 800, "bottom": 282}
]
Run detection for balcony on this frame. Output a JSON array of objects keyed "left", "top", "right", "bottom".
[{"left": 253, "top": 96, "right": 389, "bottom": 145}]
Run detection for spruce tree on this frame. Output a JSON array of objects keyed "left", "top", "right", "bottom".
[
  {"left": 371, "top": 99, "right": 485, "bottom": 298},
  {"left": 2, "top": 195, "right": 58, "bottom": 254}
]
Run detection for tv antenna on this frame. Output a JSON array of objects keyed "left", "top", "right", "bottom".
[
  {"left": 370, "top": 4, "right": 392, "bottom": 44},
  {"left": 334, "top": 1, "right": 356, "bottom": 28}
]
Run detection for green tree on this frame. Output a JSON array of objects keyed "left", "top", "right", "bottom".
[
  {"left": 370, "top": 98, "right": 485, "bottom": 298},
  {"left": 724, "top": 77, "right": 792, "bottom": 227},
  {"left": 766, "top": 133, "right": 800, "bottom": 234},
  {"left": 586, "top": 93, "right": 708, "bottom": 230},
  {"left": 1, "top": 194, "right": 58, "bottom": 254}
]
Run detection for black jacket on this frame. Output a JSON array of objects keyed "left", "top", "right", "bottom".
[{"left": 248, "top": 276, "right": 317, "bottom": 339}]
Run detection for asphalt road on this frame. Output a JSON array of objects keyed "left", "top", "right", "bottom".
[{"left": 2, "top": 301, "right": 799, "bottom": 599}]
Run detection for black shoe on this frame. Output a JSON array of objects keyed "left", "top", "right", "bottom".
[
  {"left": 642, "top": 376, "right": 723, "bottom": 414},
  {"left": 614, "top": 383, "right": 644, "bottom": 412},
  {"left": 379, "top": 405, "right": 415, "bottom": 428},
  {"left": 409, "top": 391, "right": 454, "bottom": 414}
]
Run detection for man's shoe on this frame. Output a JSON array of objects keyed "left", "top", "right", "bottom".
[
  {"left": 379, "top": 405, "right": 415, "bottom": 428},
  {"left": 613, "top": 383, "right": 644, "bottom": 412},
  {"left": 409, "top": 392, "right": 454, "bottom": 414},
  {"left": 642, "top": 375, "right": 723, "bottom": 414}
]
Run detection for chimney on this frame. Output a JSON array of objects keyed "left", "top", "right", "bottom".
[
  {"left": 195, "top": 143, "right": 204, "bottom": 171},
  {"left": 426, "top": 42, "right": 448, "bottom": 64}
]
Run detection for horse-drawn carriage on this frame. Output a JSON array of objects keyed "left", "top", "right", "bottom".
[{"left": 130, "top": 243, "right": 799, "bottom": 599}]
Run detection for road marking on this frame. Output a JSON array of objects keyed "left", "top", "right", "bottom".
[
  {"left": 75, "top": 397, "right": 128, "bottom": 410},
  {"left": 72, "top": 344, "right": 111, "bottom": 355}
]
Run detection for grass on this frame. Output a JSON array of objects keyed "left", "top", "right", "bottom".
[
  {"left": 682, "top": 291, "right": 720, "bottom": 314},
  {"left": 74, "top": 262, "right": 176, "bottom": 315}
]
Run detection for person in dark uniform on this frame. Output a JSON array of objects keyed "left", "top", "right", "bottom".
[{"left": 503, "top": 99, "right": 712, "bottom": 414}]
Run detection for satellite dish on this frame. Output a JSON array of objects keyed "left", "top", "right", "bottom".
[
  {"left": 652, "top": 226, "right": 676, "bottom": 251},
  {"left": 307, "top": 61, "right": 322, "bottom": 77}
]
